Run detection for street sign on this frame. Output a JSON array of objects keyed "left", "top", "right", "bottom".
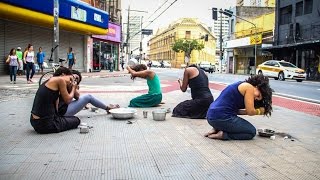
[
  {"left": 250, "top": 34, "right": 262, "bottom": 45},
  {"left": 141, "top": 29, "right": 153, "bottom": 35}
]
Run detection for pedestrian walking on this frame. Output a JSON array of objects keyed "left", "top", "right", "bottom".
[
  {"left": 120, "top": 58, "right": 125, "bottom": 71},
  {"left": 36, "top": 47, "right": 45, "bottom": 74},
  {"left": 16, "top": 47, "right": 23, "bottom": 76},
  {"left": 108, "top": 55, "right": 114, "bottom": 72},
  {"left": 127, "top": 64, "right": 162, "bottom": 107},
  {"left": 172, "top": 64, "right": 213, "bottom": 119},
  {"left": 205, "top": 74, "right": 273, "bottom": 140},
  {"left": 5, "top": 48, "right": 19, "bottom": 84},
  {"left": 23, "top": 44, "right": 35, "bottom": 83},
  {"left": 66, "top": 47, "right": 76, "bottom": 70}
]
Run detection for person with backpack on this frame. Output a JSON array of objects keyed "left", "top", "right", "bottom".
[{"left": 66, "top": 47, "right": 76, "bottom": 70}]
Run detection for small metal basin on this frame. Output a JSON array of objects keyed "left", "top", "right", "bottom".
[
  {"left": 152, "top": 110, "right": 167, "bottom": 121},
  {"left": 258, "top": 128, "right": 275, "bottom": 137},
  {"left": 109, "top": 108, "right": 137, "bottom": 120}
]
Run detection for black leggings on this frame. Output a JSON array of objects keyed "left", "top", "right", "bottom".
[{"left": 26, "top": 62, "right": 35, "bottom": 81}]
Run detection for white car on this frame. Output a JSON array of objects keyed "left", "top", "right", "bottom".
[
  {"left": 256, "top": 60, "right": 306, "bottom": 82},
  {"left": 151, "top": 60, "right": 161, "bottom": 67},
  {"left": 199, "top": 61, "right": 214, "bottom": 73},
  {"left": 163, "top": 61, "right": 171, "bottom": 68}
]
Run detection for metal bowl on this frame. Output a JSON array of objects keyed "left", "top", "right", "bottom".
[
  {"left": 152, "top": 110, "right": 167, "bottom": 121},
  {"left": 258, "top": 128, "right": 275, "bottom": 137},
  {"left": 109, "top": 108, "right": 137, "bottom": 120}
]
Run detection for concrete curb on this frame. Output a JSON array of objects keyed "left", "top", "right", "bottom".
[{"left": 273, "top": 92, "right": 320, "bottom": 104}]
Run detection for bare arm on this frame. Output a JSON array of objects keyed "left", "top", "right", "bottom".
[
  {"left": 57, "top": 79, "right": 77, "bottom": 104},
  {"left": 6, "top": 55, "right": 10, "bottom": 63},
  {"left": 23, "top": 51, "right": 27, "bottom": 63},
  {"left": 179, "top": 69, "right": 189, "bottom": 92},
  {"left": 127, "top": 66, "right": 151, "bottom": 79},
  {"left": 243, "top": 84, "right": 256, "bottom": 116}
]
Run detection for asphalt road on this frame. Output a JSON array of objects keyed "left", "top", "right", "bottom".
[{"left": 152, "top": 68, "right": 320, "bottom": 102}]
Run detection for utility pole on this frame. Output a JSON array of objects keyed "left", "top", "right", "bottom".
[
  {"left": 219, "top": 9, "right": 223, "bottom": 73},
  {"left": 53, "top": 0, "right": 59, "bottom": 63},
  {"left": 126, "top": 6, "right": 130, "bottom": 61},
  {"left": 139, "top": 16, "right": 143, "bottom": 63}
]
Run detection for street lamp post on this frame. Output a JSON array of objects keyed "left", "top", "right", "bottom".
[{"left": 213, "top": 9, "right": 258, "bottom": 74}]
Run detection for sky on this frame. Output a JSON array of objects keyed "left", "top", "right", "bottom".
[{"left": 122, "top": 0, "right": 237, "bottom": 30}]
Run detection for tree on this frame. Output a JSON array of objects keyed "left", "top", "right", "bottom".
[{"left": 172, "top": 39, "right": 204, "bottom": 66}]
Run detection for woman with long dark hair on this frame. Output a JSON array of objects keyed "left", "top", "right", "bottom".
[
  {"left": 205, "top": 74, "right": 273, "bottom": 140},
  {"left": 23, "top": 44, "right": 35, "bottom": 83},
  {"left": 30, "top": 67, "right": 80, "bottom": 134},
  {"left": 127, "top": 64, "right": 162, "bottom": 107},
  {"left": 172, "top": 64, "right": 213, "bottom": 119}
]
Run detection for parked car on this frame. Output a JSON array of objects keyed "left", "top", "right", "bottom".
[
  {"left": 163, "top": 61, "right": 171, "bottom": 68},
  {"left": 199, "top": 61, "right": 215, "bottom": 73},
  {"left": 151, "top": 60, "right": 161, "bottom": 67},
  {"left": 140, "top": 60, "right": 148, "bottom": 67},
  {"left": 256, "top": 60, "right": 306, "bottom": 82}
]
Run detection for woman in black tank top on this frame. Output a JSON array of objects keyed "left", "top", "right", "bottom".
[
  {"left": 30, "top": 67, "right": 80, "bottom": 134},
  {"left": 172, "top": 64, "right": 214, "bottom": 119}
]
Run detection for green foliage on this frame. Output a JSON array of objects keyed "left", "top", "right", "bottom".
[{"left": 171, "top": 39, "right": 204, "bottom": 58}]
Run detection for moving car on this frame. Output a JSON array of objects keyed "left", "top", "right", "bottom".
[
  {"left": 151, "top": 60, "right": 161, "bottom": 68},
  {"left": 199, "top": 61, "right": 215, "bottom": 73},
  {"left": 256, "top": 60, "right": 306, "bottom": 82}
]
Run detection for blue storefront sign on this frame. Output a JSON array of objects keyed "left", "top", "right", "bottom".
[{"left": 2, "top": 0, "right": 109, "bottom": 29}]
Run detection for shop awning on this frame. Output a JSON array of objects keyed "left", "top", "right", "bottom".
[
  {"left": 262, "top": 39, "right": 320, "bottom": 50},
  {"left": 0, "top": 2, "right": 108, "bottom": 35}
]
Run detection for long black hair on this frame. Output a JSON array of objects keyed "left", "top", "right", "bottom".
[{"left": 246, "top": 74, "right": 273, "bottom": 116}]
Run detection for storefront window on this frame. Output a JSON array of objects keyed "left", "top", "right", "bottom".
[{"left": 93, "top": 39, "right": 119, "bottom": 71}]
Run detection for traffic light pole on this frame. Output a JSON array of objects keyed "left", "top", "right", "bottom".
[{"left": 219, "top": 9, "right": 223, "bottom": 73}]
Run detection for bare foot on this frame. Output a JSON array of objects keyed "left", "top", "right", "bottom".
[
  {"left": 106, "top": 104, "right": 120, "bottom": 114},
  {"left": 204, "top": 128, "right": 217, "bottom": 137},
  {"left": 207, "top": 131, "right": 224, "bottom": 140}
]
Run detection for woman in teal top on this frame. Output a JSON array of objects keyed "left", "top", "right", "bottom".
[{"left": 127, "top": 64, "right": 162, "bottom": 107}]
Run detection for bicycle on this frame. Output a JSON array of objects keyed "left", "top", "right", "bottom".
[{"left": 38, "top": 45, "right": 66, "bottom": 86}]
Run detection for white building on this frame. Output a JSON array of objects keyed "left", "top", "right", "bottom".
[{"left": 213, "top": 13, "right": 229, "bottom": 67}]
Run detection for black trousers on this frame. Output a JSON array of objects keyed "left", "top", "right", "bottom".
[{"left": 30, "top": 114, "right": 80, "bottom": 134}]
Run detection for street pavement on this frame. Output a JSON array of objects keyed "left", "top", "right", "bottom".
[{"left": 0, "top": 69, "right": 320, "bottom": 179}]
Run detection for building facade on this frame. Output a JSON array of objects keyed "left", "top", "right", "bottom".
[
  {"left": 237, "top": 0, "right": 275, "bottom": 7},
  {"left": 0, "top": 0, "right": 109, "bottom": 75},
  {"left": 225, "top": 6, "right": 275, "bottom": 74},
  {"left": 82, "top": 0, "right": 122, "bottom": 72},
  {"left": 264, "top": 0, "right": 320, "bottom": 80},
  {"left": 148, "top": 18, "right": 216, "bottom": 68}
]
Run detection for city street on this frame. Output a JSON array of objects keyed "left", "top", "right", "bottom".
[{"left": 0, "top": 68, "right": 319, "bottom": 179}]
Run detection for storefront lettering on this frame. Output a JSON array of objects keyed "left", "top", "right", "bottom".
[
  {"left": 94, "top": 13, "right": 102, "bottom": 23},
  {"left": 108, "top": 27, "right": 116, "bottom": 37},
  {"left": 71, "top": 6, "right": 87, "bottom": 22}
]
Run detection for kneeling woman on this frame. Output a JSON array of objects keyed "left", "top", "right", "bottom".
[
  {"left": 205, "top": 74, "right": 273, "bottom": 140},
  {"left": 127, "top": 64, "right": 162, "bottom": 107},
  {"left": 172, "top": 64, "right": 213, "bottom": 119}
]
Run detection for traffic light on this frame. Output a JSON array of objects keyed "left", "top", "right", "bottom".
[
  {"left": 212, "top": 8, "right": 217, "bottom": 20},
  {"left": 204, "top": 34, "right": 209, "bottom": 41},
  {"left": 223, "top": 9, "right": 233, "bottom": 17}
]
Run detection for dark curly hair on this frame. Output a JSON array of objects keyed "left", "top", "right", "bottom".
[
  {"left": 53, "top": 67, "right": 72, "bottom": 76},
  {"left": 246, "top": 74, "right": 273, "bottom": 116},
  {"left": 130, "top": 64, "right": 147, "bottom": 80}
]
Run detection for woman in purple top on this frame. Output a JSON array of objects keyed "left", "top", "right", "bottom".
[
  {"left": 205, "top": 74, "right": 273, "bottom": 140},
  {"left": 6, "top": 48, "right": 19, "bottom": 84}
]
